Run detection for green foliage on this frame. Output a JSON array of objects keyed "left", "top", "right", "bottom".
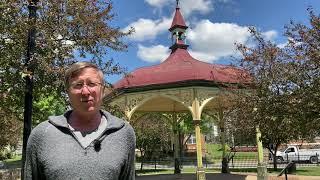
[
  {"left": 0, "top": 0, "right": 132, "bottom": 124},
  {"left": 0, "top": 114, "right": 22, "bottom": 157},
  {"left": 232, "top": 9, "right": 320, "bottom": 170},
  {"left": 178, "top": 112, "right": 214, "bottom": 145},
  {"left": 132, "top": 113, "right": 172, "bottom": 162},
  {"left": 0, "top": 145, "right": 15, "bottom": 160},
  {"left": 33, "top": 93, "right": 66, "bottom": 125},
  {"left": 206, "top": 144, "right": 225, "bottom": 159}
]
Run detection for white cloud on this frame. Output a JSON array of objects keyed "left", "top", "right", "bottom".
[
  {"left": 187, "top": 20, "right": 250, "bottom": 63},
  {"left": 217, "top": 0, "right": 231, "bottom": 2},
  {"left": 137, "top": 44, "right": 170, "bottom": 63},
  {"left": 123, "top": 18, "right": 171, "bottom": 41},
  {"left": 133, "top": 19, "right": 278, "bottom": 64},
  {"left": 145, "top": 0, "right": 213, "bottom": 18},
  {"left": 127, "top": 1, "right": 278, "bottom": 64},
  {"left": 145, "top": 0, "right": 171, "bottom": 8},
  {"left": 124, "top": 0, "right": 215, "bottom": 42},
  {"left": 189, "top": 50, "right": 218, "bottom": 63},
  {"left": 262, "top": 30, "right": 278, "bottom": 41},
  {"left": 180, "top": 0, "right": 213, "bottom": 18},
  {"left": 277, "top": 42, "right": 287, "bottom": 48}
]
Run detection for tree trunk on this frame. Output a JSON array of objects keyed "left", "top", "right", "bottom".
[
  {"left": 219, "top": 109, "right": 229, "bottom": 173},
  {"left": 272, "top": 148, "right": 279, "bottom": 171},
  {"left": 140, "top": 149, "right": 145, "bottom": 171}
]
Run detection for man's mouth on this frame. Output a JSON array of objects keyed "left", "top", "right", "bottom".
[{"left": 80, "top": 99, "right": 94, "bottom": 103}]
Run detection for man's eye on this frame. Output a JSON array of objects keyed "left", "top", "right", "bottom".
[
  {"left": 88, "top": 82, "right": 97, "bottom": 87},
  {"left": 73, "top": 83, "right": 84, "bottom": 89}
]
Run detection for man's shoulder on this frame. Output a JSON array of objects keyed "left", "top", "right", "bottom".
[
  {"left": 32, "top": 120, "right": 52, "bottom": 133},
  {"left": 101, "top": 110, "right": 134, "bottom": 133},
  {"left": 28, "top": 120, "right": 53, "bottom": 144}
]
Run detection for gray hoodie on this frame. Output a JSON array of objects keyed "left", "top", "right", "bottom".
[{"left": 24, "top": 110, "right": 136, "bottom": 180}]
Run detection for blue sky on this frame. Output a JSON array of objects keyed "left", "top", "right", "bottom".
[{"left": 105, "top": 0, "right": 320, "bottom": 84}]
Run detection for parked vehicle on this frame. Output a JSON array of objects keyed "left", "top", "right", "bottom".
[{"left": 276, "top": 146, "right": 320, "bottom": 164}]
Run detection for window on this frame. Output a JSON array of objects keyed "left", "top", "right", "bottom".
[{"left": 187, "top": 135, "right": 196, "bottom": 144}]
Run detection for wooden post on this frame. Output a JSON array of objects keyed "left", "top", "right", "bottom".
[
  {"left": 256, "top": 126, "right": 268, "bottom": 180},
  {"left": 191, "top": 95, "right": 206, "bottom": 180}
]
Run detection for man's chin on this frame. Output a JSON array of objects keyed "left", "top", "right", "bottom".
[
  {"left": 85, "top": 107, "right": 97, "bottom": 112},
  {"left": 75, "top": 107, "right": 98, "bottom": 114}
]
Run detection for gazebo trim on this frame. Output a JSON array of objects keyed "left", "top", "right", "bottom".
[{"left": 105, "top": 79, "right": 249, "bottom": 102}]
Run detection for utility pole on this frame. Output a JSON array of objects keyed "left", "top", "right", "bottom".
[{"left": 21, "top": 0, "right": 38, "bottom": 179}]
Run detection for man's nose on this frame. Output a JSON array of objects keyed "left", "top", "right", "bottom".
[{"left": 81, "top": 85, "right": 91, "bottom": 94}]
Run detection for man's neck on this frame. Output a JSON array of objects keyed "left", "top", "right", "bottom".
[{"left": 69, "top": 110, "right": 102, "bottom": 132}]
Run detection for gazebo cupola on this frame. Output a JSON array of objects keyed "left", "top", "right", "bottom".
[{"left": 169, "top": 0, "right": 189, "bottom": 51}]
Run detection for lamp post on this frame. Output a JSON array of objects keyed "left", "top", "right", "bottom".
[{"left": 21, "top": 0, "right": 38, "bottom": 179}]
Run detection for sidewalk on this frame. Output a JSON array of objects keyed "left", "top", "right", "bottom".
[
  {"left": 1, "top": 167, "right": 320, "bottom": 180},
  {"left": 136, "top": 173, "right": 320, "bottom": 180}
]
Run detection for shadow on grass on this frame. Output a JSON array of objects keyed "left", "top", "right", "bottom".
[
  {"left": 136, "top": 173, "right": 250, "bottom": 180},
  {"left": 136, "top": 169, "right": 170, "bottom": 174},
  {"left": 1, "top": 159, "right": 21, "bottom": 169}
]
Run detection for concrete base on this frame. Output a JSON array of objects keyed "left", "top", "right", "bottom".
[
  {"left": 257, "top": 163, "right": 268, "bottom": 180},
  {"left": 196, "top": 168, "right": 206, "bottom": 180}
]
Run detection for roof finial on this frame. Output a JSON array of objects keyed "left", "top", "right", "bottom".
[{"left": 176, "top": 0, "right": 180, "bottom": 8}]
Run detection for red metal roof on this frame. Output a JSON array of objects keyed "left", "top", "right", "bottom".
[
  {"left": 113, "top": 48, "right": 248, "bottom": 90},
  {"left": 169, "top": 7, "right": 187, "bottom": 31},
  {"left": 112, "top": 4, "right": 249, "bottom": 91}
]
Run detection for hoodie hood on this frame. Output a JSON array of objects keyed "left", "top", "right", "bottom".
[{"left": 48, "top": 110, "right": 125, "bottom": 131}]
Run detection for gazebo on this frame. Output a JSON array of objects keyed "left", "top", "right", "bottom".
[{"left": 105, "top": 2, "right": 248, "bottom": 180}]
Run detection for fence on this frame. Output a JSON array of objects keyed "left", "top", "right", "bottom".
[{"left": 136, "top": 152, "right": 320, "bottom": 173}]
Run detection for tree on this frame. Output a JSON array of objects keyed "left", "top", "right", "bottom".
[
  {"left": 232, "top": 9, "right": 320, "bottom": 170},
  {"left": 0, "top": 113, "right": 22, "bottom": 160},
  {"left": 204, "top": 92, "right": 241, "bottom": 173},
  {"left": 0, "top": 0, "right": 132, "bottom": 118},
  {"left": 177, "top": 112, "right": 213, "bottom": 154},
  {"left": 284, "top": 8, "right": 320, "bottom": 139},
  {"left": 132, "top": 113, "right": 171, "bottom": 171},
  {"left": 0, "top": 0, "right": 132, "bottom": 151},
  {"left": 234, "top": 27, "right": 303, "bottom": 170},
  {"left": 33, "top": 92, "right": 66, "bottom": 125}
]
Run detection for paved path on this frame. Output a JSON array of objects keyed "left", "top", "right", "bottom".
[
  {"left": 136, "top": 173, "right": 249, "bottom": 180},
  {"left": 136, "top": 173, "right": 320, "bottom": 180}
]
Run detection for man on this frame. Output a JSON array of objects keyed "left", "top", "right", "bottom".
[{"left": 24, "top": 62, "right": 136, "bottom": 180}]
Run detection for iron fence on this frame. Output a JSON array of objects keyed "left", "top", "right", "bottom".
[{"left": 135, "top": 153, "right": 320, "bottom": 172}]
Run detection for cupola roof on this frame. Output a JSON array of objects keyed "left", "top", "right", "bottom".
[{"left": 113, "top": 1, "right": 249, "bottom": 91}]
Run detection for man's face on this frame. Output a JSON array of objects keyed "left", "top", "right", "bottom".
[{"left": 67, "top": 67, "right": 104, "bottom": 115}]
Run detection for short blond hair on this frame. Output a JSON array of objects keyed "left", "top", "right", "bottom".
[{"left": 65, "top": 62, "right": 104, "bottom": 88}]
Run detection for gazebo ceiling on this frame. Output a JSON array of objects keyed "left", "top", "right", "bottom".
[
  {"left": 132, "top": 95, "right": 228, "bottom": 113},
  {"left": 134, "top": 96, "right": 188, "bottom": 112}
]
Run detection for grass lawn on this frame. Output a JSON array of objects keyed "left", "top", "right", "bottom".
[
  {"left": 136, "top": 167, "right": 220, "bottom": 175},
  {"left": 2, "top": 155, "right": 22, "bottom": 169},
  {"left": 206, "top": 144, "right": 257, "bottom": 163},
  {"left": 138, "top": 166, "right": 320, "bottom": 176},
  {"left": 266, "top": 166, "right": 320, "bottom": 176},
  {"left": 3, "top": 154, "right": 320, "bottom": 177},
  {"left": 296, "top": 166, "right": 320, "bottom": 176}
]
